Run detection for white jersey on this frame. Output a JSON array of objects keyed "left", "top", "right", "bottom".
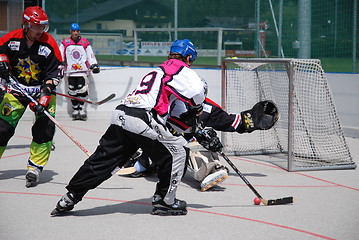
[
  {"left": 59, "top": 36, "right": 98, "bottom": 77},
  {"left": 122, "top": 59, "right": 206, "bottom": 124}
]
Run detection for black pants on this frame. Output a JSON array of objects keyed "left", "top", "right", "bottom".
[
  {"left": 68, "top": 76, "right": 88, "bottom": 110},
  {"left": 66, "top": 106, "right": 189, "bottom": 204}
]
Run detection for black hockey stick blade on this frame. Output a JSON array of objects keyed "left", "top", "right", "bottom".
[
  {"left": 96, "top": 93, "right": 116, "bottom": 105},
  {"left": 217, "top": 150, "right": 294, "bottom": 206},
  {"left": 57, "top": 92, "right": 116, "bottom": 105},
  {"left": 261, "top": 196, "right": 294, "bottom": 206}
]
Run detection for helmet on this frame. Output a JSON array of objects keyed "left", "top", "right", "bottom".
[
  {"left": 70, "top": 23, "right": 80, "bottom": 31},
  {"left": 170, "top": 39, "right": 197, "bottom": 62},
  {"left": 23, "top": 6, "right": 48, "bottom": 25}
]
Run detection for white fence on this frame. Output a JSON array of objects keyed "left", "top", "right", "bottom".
[{"left": 21, "top": 66, "right": 359, "bottom": 137}]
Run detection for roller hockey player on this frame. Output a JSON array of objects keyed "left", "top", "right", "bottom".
[
  {"left": 51, "top": 39, "right": 205, "bottom": 216},
  {"left": 59, "top": 23, "right": 100, "bottom": 121},
  {"left": 0, "top": 6, "right": 63, "bottom": 188},
  {"left": 119, "top": 98, "right": 279, "bottom": 191}
]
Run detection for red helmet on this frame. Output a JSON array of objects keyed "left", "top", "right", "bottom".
[{"left": 23, "top": 6, "right": 48, "bottom": 25}]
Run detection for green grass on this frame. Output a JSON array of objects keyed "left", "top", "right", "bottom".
[
  {"left": 97, "top": 55, "right": 359, "bottom": 73},
  {"left": 320, "top": 58, "right": 358, "bottom": 73},
  {"left": 97, "top": 55, "right": 222, "bottom": 66}
]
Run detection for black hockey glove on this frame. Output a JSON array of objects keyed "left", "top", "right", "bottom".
[
  {"left": 29, "top": 92, "right": 51, "bottom": 115},
  {"left": 238, "top": 100, "right": 279, "bottom": 133},
  {"left": 0, "top": 54, "right": 10, "bottom": 83},
  {"left": 180, "top": 104, "right": 203, "bottom": 127},
  {"left": 90, "top": 64, "right": 100, "bottom": 74},
  {"left": 195, "top": 128, "right": 223, "bottom": 152}
]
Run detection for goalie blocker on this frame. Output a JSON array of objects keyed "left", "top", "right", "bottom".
[{"left": 239, "top": 100, "right": 279, "bottom": 133}]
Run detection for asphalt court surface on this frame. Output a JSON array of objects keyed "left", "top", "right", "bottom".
[{"left": 1, "top": 119, "right": 358, "bottom": 240}]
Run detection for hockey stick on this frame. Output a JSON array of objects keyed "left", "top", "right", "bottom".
[
  {"left": 65, "top": 67, "right": 127, "bottom": 74},
  {"left": 194, "top": 125, "right": 293, "bottom": 205},
  {"left": 218, "top": 150, "right": 294, "bottom": 205},
  {"left": 57, "top": 92, "right": 116, "bottom": 105},
  {"left": 7, "top": 74, "right": 91, "bottom": 157}
]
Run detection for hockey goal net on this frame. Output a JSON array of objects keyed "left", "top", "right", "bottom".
[{"left": 221, "top": 58, "right": 356, "bottom": 171}]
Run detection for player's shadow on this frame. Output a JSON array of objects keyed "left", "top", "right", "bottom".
[
  {"left": 53, "top": 198, "right": 213, "bottom": 217},
  {"left": 6, "top": 144, "right": 30, "bottom": 149},
  {"left": 57, "top": 198, "right": 152, "bottom": 217},
  {"left": 228, "top": 172, "right": 267, "bottom": 177},
  {"left": 116, "top": 173, "right": 158, "bottom": 183},
  {"left": 0, "top": 169, "right": 58, "bottom": 186}
]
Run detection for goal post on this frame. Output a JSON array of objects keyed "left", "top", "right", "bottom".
[{"left": 221, "top": 58, "right": 356, "bottom": 171}]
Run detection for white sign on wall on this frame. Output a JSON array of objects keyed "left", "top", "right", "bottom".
[{"left": 140, "top": 41, "right": 172, "bottom": 56}]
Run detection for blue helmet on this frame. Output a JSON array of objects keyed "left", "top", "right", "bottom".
[
  {"left": 70, "top": 23, "right": 80, "bottom": 31},
  {"left": 170, "top": 39, "right": 197, "bottom": 62}
]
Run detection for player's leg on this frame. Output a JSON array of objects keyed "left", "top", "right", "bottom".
[
  {"left": 142, "top": 121, "right": 188, "bottom": 215},
  {"left": 51, "top": 123, "right": 138, "bottom": 215},
  {"left": 199, "top": 152, "right": 229, "bottom": 191},
  {"left": 188, "top": 141, "right": 228, "bottom": 191},
  {"left": 51, "top": 107, "right": 153, "bottom": 215},
  {"left": 76, "top": 76, "right": 88, "bottom": 121},
  {"left": 118, "top": 151, "right": 156, "bottom": 177},
  {"left": 27, "top": 95, "right": 56, "bottom": 187},
  {"left": 68, "top": 76, "right": 79, "bottom": 120},
  {"left": 131, "top": 152, "right": 154, "bottom": 177},
  {"left": 0, "top": 92, "right": 25, "bottom": 157},
  {"left": 68, "top": 76, "right": 88, "bottom": 120},
  {"left": 114, "top": 106, "right": 188, "bottom": 215}
]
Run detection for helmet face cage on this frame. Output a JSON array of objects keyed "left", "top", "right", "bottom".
[
  {"left": 23, "top": 6, "right": 49, "bottom": 32},
  {"left": 70, "top": 23, "right": 80, "bottom": 31},
  {"left": 170, "top": 39, "right": 198, "bottom": 62}
]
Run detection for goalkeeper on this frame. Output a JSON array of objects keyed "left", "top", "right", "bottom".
[{"left": 119, "top": 98, "right": 279, "bottom": 191}]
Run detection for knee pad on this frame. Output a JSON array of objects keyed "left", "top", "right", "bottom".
[
  {"left": 77, "top": 90, "right": 88, "bottom": 98},
  {"left": 68, "top": 86, "right": 88, "bottom": 97},
  {"left": 68, "top": 76, "right": 88, "bottom": 96}
]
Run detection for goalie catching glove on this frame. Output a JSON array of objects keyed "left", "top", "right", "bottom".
[
  {"left": 239, "top": 100, "right": 279, "bottom": 133},
  {"left": 194, "top": 127, "right": 223, "bottom": 152}
]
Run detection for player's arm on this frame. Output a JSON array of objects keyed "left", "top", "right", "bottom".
[
  {"left": 0, "top": 36, "right": 13, "bottom": 82},
  {"left": 200, "top": 98, "right": 241, "bottom": 132},
  {"left": 86, "top": 45, "right": 100, "bottom": 73},
  {"left": 0, "top": 54, "right": 10, "bottom": 82},
  {"left": 29, "top": 37, "right": 62, "bottom": 114},
  {"left": 58, "top": 42, "right": 66, "bottom": 64},
  {"left": 177, "top": 86, "right": 206, "bottom": 129},
  {"left": 201, "top": 98, "right": 279, "bottom": 134},
  {"left": 194, "top": 126, "right": 223, "bottom": 152}
]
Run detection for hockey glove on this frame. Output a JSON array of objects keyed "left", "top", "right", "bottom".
[
  {"left": 90, "top": 64, "right": 100, "bottom": 74},
  {"left": 195, "top": 128, "right": 223, "bottom": 152},
  {"left": 0, "top": 54, "right": 10, "bottom": 83},
  {"left": 29, "top": 92, "right": 52, "bottom": 115},
  {"left": 179, "top": 104, "right": 203, "bottom": 127},
  {"left": 239, "top": 100, "right": 279, "bottom": 133}
]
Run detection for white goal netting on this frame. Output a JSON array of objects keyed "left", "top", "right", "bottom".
[{"left": 222, "top": 58, "right": 355, "bottom": 171}]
